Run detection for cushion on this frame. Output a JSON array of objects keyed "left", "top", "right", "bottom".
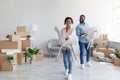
[{"left": 50, "top": 47, "right": 59, "bottom": 51}]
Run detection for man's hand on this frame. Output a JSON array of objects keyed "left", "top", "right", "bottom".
[{"left": 65, "top": 37, "right": 69, "bottom": 40}]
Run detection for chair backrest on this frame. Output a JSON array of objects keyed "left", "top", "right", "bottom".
[{"left": 47, "top": 39, "right": 59, "bottom": 48}]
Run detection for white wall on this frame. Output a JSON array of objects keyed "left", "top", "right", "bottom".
[{"left": 0, "top": 0, "right": 113, "bottom": 53}]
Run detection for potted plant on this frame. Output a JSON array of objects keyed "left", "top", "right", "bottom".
[
  {"left": 115, "top": 50, "right": 120, "bottom": 58},
  {"left": 27, "top": 35, "right": 31, "bottom": 40},
  {"left": 106, "top": 41, "right": 111, "bottom": 49},
  {"left": 24, "top": 48, "right": 39, "bottom": 64},
  {"left": 93, "top": 42, "right": 98, "bottom": 48},
  {"left": 7, "top": 55, "right": 14, "bottom": 63}
]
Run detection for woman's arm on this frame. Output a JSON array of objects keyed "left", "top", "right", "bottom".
[{"left": 66, "top": 28, "right": 74, "bottom": 40}]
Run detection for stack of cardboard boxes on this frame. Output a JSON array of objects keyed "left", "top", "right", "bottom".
[
  {"left": 0, "top": 34, "right": 21, "bottom": 71},
  {"left": 14, "top": 26, "right": 32, "bottom": 64},
  {"left": 0, "top": 26, "right": 44, "bottom": 71},
  {"left": 91, "top": 34, "right": 110, "bottom": 56},
  {"left": 91, "top": 34, "right": 120, "bottom": 66},
  {"left": 15, "top": 26, "right": 44, "bottom": 64}
]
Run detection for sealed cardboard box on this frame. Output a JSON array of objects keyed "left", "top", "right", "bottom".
[
  {"left": 0, "top": 53, "right": 17, "bottom": 71},
  {"left": 94, "top": 38, "right": 104, "bottom": 48},
  {"left": 91, "top": 47, "right": 95, "bottom": 57},
  {"left": 22, "top": 40, "right": 32, "bottom": 51},
  {"left": 96, "top": 48, "right": 113, "bottom": 58},
  {"left": 36, "top": 50, "right": 44, "bottom": 61},
  {"left": 17, "top": 26, "right": 26, "bottom": 32},
  {"left": 24, "top": 55, "right": 36, "bottom": 64},
  {"left": 7, "top": 35, "right": 20, "bottom": 41},
  {"left": 0, "top": 53, "right": 7, "bottom": 62},
  {"left": 100, "top": 34, "right": 108, "bottom": 40},
  {"left": 0, "top": 53, "right": 17, "bottom": 64},
  {"left": 114, "top": 58, "right": 120, "bottom": 66},
  {"left": 14, "top": 32, "right": 29, "bottom": 38},
  {"left": 0, "top": 40, "right": 21, "bottom": 52},
  {"left": 1, "top": 62, "right": 16, "bottom": 71},
  {"left": 17, "top": 51, "right": 25, "bottom": 65}
]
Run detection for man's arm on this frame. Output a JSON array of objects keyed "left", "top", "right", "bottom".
[
  {"left": 76, "top": 26, "right": 80, "bottom": 36},
  {"left": 76, "top": 26, "right": 87, "bottom": 36}
]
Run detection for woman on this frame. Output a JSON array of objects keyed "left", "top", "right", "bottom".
[{"left": 61, "top": 17, "right": 74, "bottom": 80}]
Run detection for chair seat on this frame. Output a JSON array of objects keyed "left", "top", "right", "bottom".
[{"left": 50, "top": 47, "right": 59, "bottom": 51}]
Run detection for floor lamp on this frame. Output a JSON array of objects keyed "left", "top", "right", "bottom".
[{"left": 30, "top": 24, "right": 38, "bottom": 48}]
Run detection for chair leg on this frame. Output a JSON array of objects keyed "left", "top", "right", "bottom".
[
  {"left": 50, "top": 53, "right": 52, "bottom": 58},
  {"left": 56, "top": 45, "right": 63, "bottom": 61}
]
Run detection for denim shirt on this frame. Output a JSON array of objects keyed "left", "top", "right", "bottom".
[{"left": 76, "top": 23, "right": 89, "bottom": 43}]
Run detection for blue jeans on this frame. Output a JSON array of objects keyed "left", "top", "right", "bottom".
[
  {"left": 62, "top": 49, "right": 72, "bottom": 74},
  {"left": 79, "top": 41, "right": 91, "bottom": 64}
]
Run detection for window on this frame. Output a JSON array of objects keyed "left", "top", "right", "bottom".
[{"left": 113, "top": 0, "right": 120, "bottom": 42}]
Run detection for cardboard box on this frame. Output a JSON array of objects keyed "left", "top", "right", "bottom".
[
  {"left": 17, "top": 26, "right": 26, "bottom": 32},
  {"left": 100, "top": 34, "right": 108, "bottom": 40},
  {"left": 0, "top": 53, "right": 17, "bottom": 71},
  {"left": 1, "top": 62, "right": 15, "bottom": 71},
  {"left": 94, "top": 34, "right": 109, "bottom": 48},
  {"left": 96, "top": 48, "right": 113, "bottom": 58},
  {"left": 0, "top": 53, "right": 17, "bottom": 64},
  {"left": 36, "top": 50, "right": 44, "bottom": 61},
  {"left": 114, "top": 58, "right": 120, "bottom": 66},
  {"left": 7, "top": 35, "right": 20, "bottom": 41},
  {"left": 22, "top": 40, "right": 32, "bottom": 51},
  {"left": 24, "top": 55, "right": 36, "bottom": 64},
  {"left": 91, "top": 47, "right": 95, "bottom": 57},
  {"left": 17, "top": 51, "right": 25, "bottom": 65},
  {"left": 0, "top": 40, "right": 21, "bottom": 52},
  {"left": 14, "top": 32, "right": 29, "bottom": 38},
  {"left": 0, "top": 53, "right": 8, "bottom": 62}
]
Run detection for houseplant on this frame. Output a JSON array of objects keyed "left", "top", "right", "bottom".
[
  {"left": 93, "top": 42, "right": 98, "bottom": 48},
  {"left": 7, "top": 55, "right": 14, "bottom": 63},
  {"left": 106, "top": 41, "right": 111, "bottom": 49},
  {"left": 27, "top": 35, "right": 31, "bottom": 40},
  {"left": 115, "top": 50, "right": 120, "bottom": 58},
  {"left": 24, "top": 48, "right": 39, "bottom": 64}
]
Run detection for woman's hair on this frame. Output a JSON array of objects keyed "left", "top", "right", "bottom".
[{"left": 64, "top": 17, "right": 73, "bottom": 24}]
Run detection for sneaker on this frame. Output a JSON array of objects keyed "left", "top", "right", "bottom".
[
  {"left": 68, "top": 74, "right": 72, "bottom": 80},
  {"left": 86, "top": 62, "right": 92, "bottom": 67},
  {"left": 64, "top": 69, "right": 68, "bottom": 75},
  {"left": 81, "top": 64, "right": 85, "bottom": 69}
]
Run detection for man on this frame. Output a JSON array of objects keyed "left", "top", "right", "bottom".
[{"left": 76, "top": 15, "right": 92, "bottom": 69}]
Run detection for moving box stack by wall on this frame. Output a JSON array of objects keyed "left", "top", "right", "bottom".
[
  {"left": 0, "top": 26, "right": 29, "bottom": 70},
  {"left": 91, "top": 34, "right": 108, "bottom": 56},
  {"left": 0, "top": 34, "right": 21, "bottom": 71},
  {"left": 91, "top": 34, "right": 115, "bottom": 57},
  {"left": 0, "top": 26, "right": 43, "bottom": 71}
]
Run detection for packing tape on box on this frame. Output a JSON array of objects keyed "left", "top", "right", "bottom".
[
  {"left": 2, "top": 49, "right": 21, "bottom": 54},
  {"left": 6, "top": 51, "right": 14, "bottom": 55}
]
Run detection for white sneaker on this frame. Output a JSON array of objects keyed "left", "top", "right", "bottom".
[
  {"left": 64, "top": 69, "right": 68, "bottom": 75},
  {"left": 86, "top": 62, "right": 92, "bottom": 67},
  {"left": 68, "top": 74, "right": 72, "bottom": 80},
  {"left": 81, "top": 64, "right": 85, "bottom": 69}
]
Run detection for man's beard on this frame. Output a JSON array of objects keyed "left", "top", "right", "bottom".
[{"left": 80, "top": 21, "right": 84, "bottom": 23}]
